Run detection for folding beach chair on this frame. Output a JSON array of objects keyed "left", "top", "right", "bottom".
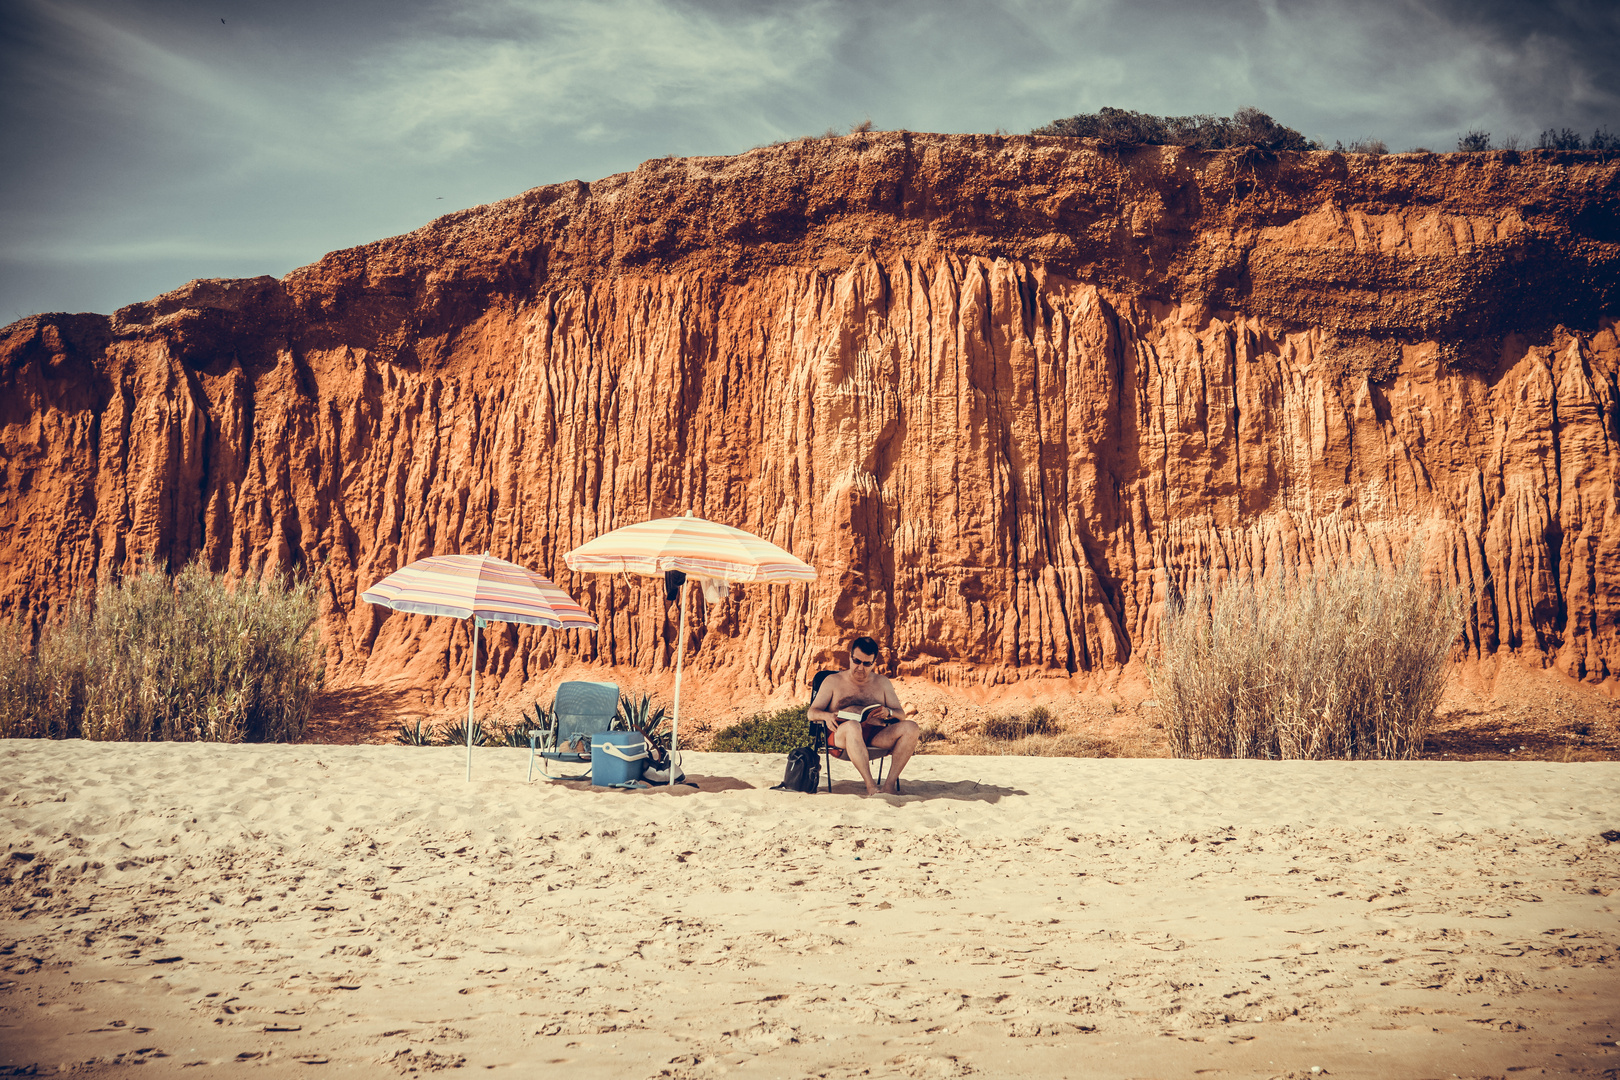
[
  {"left": 807, "top": 669, "right": 889, "bottom": 794},
  {"left": 528, "top": 680, "right": 620, "bottom": 782}
]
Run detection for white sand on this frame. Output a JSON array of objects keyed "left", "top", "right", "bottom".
[{"left": 1, "top": 740, "right": 1617, "bottom": 1078}]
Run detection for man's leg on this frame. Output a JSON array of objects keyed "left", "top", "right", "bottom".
[
  {"left": 834, "top": 723, "right": 881, "bottom": 796},
  {"left": 870, "top": 720, "right": 920, "bottom": 794}
]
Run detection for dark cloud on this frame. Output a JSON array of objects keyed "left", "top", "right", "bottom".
[{"left": 2, "top": 0, "right": 1615, "bottom": 320}]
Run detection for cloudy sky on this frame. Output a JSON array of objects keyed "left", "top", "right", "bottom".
[{"left": 2, "top": 0, "right": 1616, "bottom": 322}]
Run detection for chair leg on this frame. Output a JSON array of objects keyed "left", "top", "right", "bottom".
[{"left": 540, "top": 757, "right": 592, "bottom": 782}]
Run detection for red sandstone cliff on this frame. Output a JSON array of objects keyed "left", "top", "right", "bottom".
[{"left": 3, "top": 133, "right": 1618, "bottom": 713}]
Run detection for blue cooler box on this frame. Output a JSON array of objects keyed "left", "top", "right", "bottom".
[{"left": 591, "top": 731, "right": 649, "bottom": 786}]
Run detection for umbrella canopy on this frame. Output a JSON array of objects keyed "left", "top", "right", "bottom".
[
  {"left": 362, "top": 553, "right": 598, "bottom": 779},
  {"left": 564, "top": 515, "right": 816, "bottom": 583},
  {"left": 361, "top": 553, "right": 598, "bottom": 629},
  {"left": 563, "top": 513, "right": 815, "bottom": 787}
]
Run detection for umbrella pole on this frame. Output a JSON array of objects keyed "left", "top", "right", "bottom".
[
  {"left": 670, "top": 581, "right": 687, "bottom": 788},
  {"left": 466, "top": 617, "right": 481, "bottom": 783}
]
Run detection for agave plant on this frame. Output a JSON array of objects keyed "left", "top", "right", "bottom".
[
  {"left": 521, "top": 700, "right": 556, "bottom": 750},
  {"left": 393, "top": 718, "right": 436, "bottom": 746},
  {"left": 440, "top": 719, "right": 489, "bottom": 748},
  {"left": 497, "top": 721, "right": 534, "bottom": 748},
  {"left": 615, "top": 692, "right": 672, "bottom": 763}
]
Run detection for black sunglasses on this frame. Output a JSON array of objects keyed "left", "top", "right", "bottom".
[{"left": 851, "top": 655, "right": 877, "bottom": 667}]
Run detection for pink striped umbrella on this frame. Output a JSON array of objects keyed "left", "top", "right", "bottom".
[{"left": 362, "top": 552, "right": 597, "bottom": 779}]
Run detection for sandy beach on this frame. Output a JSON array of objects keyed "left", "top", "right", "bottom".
[{"left": 1, "top": 740, "right": 1616, "bottom": 1078}]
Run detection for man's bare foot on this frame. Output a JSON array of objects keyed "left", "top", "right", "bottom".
[
  {"left": 863, "top": 783, "right": 880, "bottom": 797},
  {"left": 878, "top": 779, "right": 903, "bottom": 796}
]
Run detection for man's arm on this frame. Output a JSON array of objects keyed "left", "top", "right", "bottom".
[
  {"left": 808, "top": 679, "right": 839, "bottom": 727},
  {"left": 878, "top": 676, "right": 910, "bottom": 721}
]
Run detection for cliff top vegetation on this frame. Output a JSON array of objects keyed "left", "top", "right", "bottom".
[
  {"left": 1030, "top": 105, "right": 1615, "bottom": 158},
  {"left": 1032, "top": 106, "right": 1316, "bottom": 151}
]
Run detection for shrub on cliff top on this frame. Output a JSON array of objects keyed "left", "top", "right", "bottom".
[
  {"left": 1033, "top": 106, "right": 1316, "bottom": 151},
  {"left": 1337, "top": 137, "right": 1388, "bottom": 155},
  {"left": 0, "top": 558, "right": 323, "bottom": 743},
  {"left": 1150, "top": 553, "right": 1463, "bottom": 760},
  {"left": 1537, "top": 127, "right": 1618, "bottom": 152}
]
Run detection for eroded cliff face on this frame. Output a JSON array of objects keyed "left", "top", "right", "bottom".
[{"left": 3, "top": 133, "right": 1618, "bottom": 706}]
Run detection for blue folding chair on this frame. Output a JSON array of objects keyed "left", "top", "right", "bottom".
[{"left": 528, "top": 680, "right": 620, "bottom": 782}]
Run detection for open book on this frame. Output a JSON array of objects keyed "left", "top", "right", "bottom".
[{"left": 836, "top": 703, "right": 891, "bottom": 724}]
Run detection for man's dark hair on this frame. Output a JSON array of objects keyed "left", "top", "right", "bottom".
[{"left": 850, "top": 636, "right": 880, "bottom": 660}]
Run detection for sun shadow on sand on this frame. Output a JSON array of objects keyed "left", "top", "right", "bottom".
[
  {"left": 820, "top": 778, "right": 1028, "bottom": 803},
  {"left": 622, "top": 773, "right": 759, "bottom": 794},
  {"left": 538, "top": 773, "right": 758, "bottom": 794},
  {"left": 533, "top": 775, "right": 1025, "bottom": 802}
]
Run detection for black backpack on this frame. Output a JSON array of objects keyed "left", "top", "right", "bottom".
[{"left": 772, "top": 745, "right": 821, "bottom": 793}]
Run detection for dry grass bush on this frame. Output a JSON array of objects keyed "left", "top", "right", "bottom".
[
  {"left": 1346, "top": 138, "right": 1387, "bottom": 155},
  {"left": 948, "top": 730, "right": 1113, "bottom": 758},
  {"left": 981, "top": 705, "right": 1058, "bottom": 740},
  {"left": 0, "top": 620, "right": 81, "bottom": 739},
  {"left": 1151, "top": 554, "right": 1463, "bottom": 759},
  {"left": 922, "top": 706, "right": 1111, "bottom": 757},
  {"left": 0, "top": 558, "right": 322, "bottom": 742}
]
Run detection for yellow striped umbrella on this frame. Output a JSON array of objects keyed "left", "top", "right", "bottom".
[
  {"left": 564, "top": 513, "right": 815, "bottom": 785},
  {"left": 564, "top": 514, "right": 818, "bottom": 582},
  {"left": 362, "top": 553, "right": 598, "bottom": 779}
]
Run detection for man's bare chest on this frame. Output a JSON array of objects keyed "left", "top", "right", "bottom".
[{"left": 827, "top": 679, "right": 884, "bottom": 713}]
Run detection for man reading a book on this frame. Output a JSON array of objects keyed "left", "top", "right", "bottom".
[{"left": 809, "top": 636, "right": 919, "bottom": 796}]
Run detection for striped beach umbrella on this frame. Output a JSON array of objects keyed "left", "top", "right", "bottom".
[
  {"left": 361, "top": 553, "right": 597, "bottom": 779},
  {"left": 564, "top": 513, "right": 815, "bottom": 786},
  {"left": 564, "top": 514, "right": 818, "bottom": 582}
]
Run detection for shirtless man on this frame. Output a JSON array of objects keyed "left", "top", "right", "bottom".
[{"left": 809, "top": 636, "right": 920, "bottom": 796}]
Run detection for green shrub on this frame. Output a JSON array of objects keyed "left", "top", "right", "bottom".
[
  {"left": 1536, "top": 126, "right": 1618, "bottom": 152},
  {"left": 1538, "top": 127, "right": 1584, "bottom": 151},
  {"left": 1457, "top": 130, "right": 1492, "bottom": 152},
  {"left": 0, "top": 557, "right": 322, "bottom": 743},
  {"left": 1150, "top": 553, "right": 1463, "bottom": 760},
  {"left": 709, "top": 703, "right": 812, "bottom": 753},
  {"left": 1034, "top": 105, "right": 1315, "bottom": 151}
]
